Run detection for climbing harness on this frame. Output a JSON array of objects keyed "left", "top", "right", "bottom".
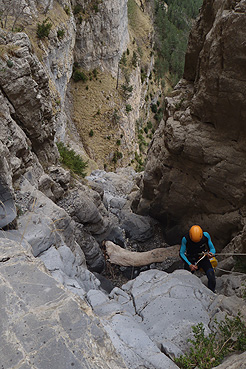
[{"left": 195, "top": 252, "right": 218, "bottom": 269}]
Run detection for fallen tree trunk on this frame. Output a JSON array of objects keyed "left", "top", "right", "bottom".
[{"left": 104, "top": 240, "right": 180, "bottom": 267}]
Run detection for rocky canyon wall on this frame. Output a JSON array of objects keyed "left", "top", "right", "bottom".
[
  {"left": 73, "top": 0, "right": 129, "bottom": 77},
  {"left": 136, "top": 0, "right": 246, "bottom": 249}
]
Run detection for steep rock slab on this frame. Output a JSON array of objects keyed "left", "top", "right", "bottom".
[
  {"left": 87, "top": 269, "right": 245, "bottom": 368},
  {"left": 137, "top": 0, "right": 246, "bottom": 248},
  {"left": 0, "top": 30, "right": 58, "bottom": 165},
  {"left": 0, "top": 238, "right": 127, "bottom": 369},
  {"left": 87, "top": 289, "right": 179, "bottom": 369},
  {"left": 74, "top": 0, "right": 129, "bottom": 76},
  {"left": 118, "top": 270, "right": 246, "bottom": 354}
]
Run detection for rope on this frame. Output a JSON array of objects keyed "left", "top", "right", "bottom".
[
  {"left": 216, "top": 267, "right": 246, "bottom": 276},
  {"left": 216, "top": 253, "right": 246, "bottom": 256}
]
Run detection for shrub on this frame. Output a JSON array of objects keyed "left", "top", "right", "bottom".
[
  {"left": 151, "top": 103, "right": 158, "bottom": 113},
  {"left": 132, "top": 51, "right": 138, "bottom": 67},
  {"left": 93, "top": 4, "right": 99, "bottom": 12},
  {"left": 64, "top": 5, "right": 71, "bottom": 15},
  {"left": 56, "top": 142, "right": 88, "bottom": 177},
  {"left": 72, "top": 69, "right": 88, "bottom": 82},
  {"left": 89, "top": 129, "right": 94, "bottom": 137},
  {"left": 175, "top": 313, "right": 246, "bottom": 369},
  {"left": 126, "top": 104, "right": 132, "bottom": 113},
  {"left": 121, "top": 84, "right": 133, "bottom": 98},
  {"left": 116, "top": 140, "right": 121, "bottom": 146},
  {"left": 57, "top": 28, "right": 65, "bottom": 39},
  {"left": 37, "top": 19, "right": 52, "bottom": 39},
  {"left": 73, "top": 4, "right": 82, "bottom": 14},
  {"left": 119, "top": 52, "right": 127, "bottom": 66},
  {"left": 92, "top": 68, "right": 98, "bottom": 78},
  {"left": 112, "top": 150, "right": 123, "bottom": 163},
  {"left": 7, "top": 59, "right": 13, "bottom": 68},
  {"left": 147, "top": 121, "right": 153, "bottom": 129}
]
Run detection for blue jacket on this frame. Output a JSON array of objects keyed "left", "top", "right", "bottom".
[{"left": 180, "top": 231, "right": 216, "bottom": 266}]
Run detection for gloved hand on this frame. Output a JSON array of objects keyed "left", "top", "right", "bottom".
[{"left": 189, "top": 264, "right": 198, "bottom": 272}]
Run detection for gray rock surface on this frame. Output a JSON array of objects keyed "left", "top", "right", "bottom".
[
  {"left": 0, "top": 238, "right": 127, "bottom": 369},
  {"left": 211, "top": 351, "right": 246, "bottom": 369},
  {"left": 0, "top": 177, "right": 16, "bottom": 228},
  {"left": 87, "top": 269, "right": 246, "bottom": 368},
  {"left": 119, "top": 211, "right": 154, "bottom": 242},
  {"left": 0, "top": 30, "right": 58, "bottom": 164},
  {"left": 17, "top": 179, "right": 76, "bottom": 257},
  {"left": 74, "top": 0, "right": 129, "bottom": 76}
]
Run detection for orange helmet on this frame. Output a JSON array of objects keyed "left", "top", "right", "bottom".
[{"left": 189, "top": 225, "right": 203, "bottom": 242}]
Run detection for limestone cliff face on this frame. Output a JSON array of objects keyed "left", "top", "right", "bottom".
[
  {"left": 0, "top": 30, "right": 58, "bottom": 185},
  {"left": 74, "top": 0, "right": 129, "bottom": 77},
  {"left": 136, "top": 0, "right": 246, "bottom": 249}
]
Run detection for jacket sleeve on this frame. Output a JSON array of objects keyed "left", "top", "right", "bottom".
[
  {"left": 204, "top": 232, "right": 216, "bottom": 254},
  {"left": 180, "top": 237, "right": 191, "bottom": 265}
]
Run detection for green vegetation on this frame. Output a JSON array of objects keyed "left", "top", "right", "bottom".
[
  {"left": 73, "top": 4, "right": 82, "bottom": 15},
  {"left": 119, "top": 52, "right": 127, "bottom": 67},
  {"left": 57, "top": 142, "right": 88, "bottom": 177},
  {"left": 175, "top": 313, "right": 246, "bottom": 369},
  {"left": 134, "top": 152, "right": 145, "bottom": 172},
  {"left": 36, "top": 19, "right": 52, "bottom": 39},
  {"left": 64, "top": 5, "right": 71, "bottom": 15},
  {"left": 72, "top": 69, "right": 88, "bottom": 83},
  {"left": 57, "top": 28, "right": 65, "bottom": 39},
  {"left": 89, "top": 129, "right": 94, "bottom": 137},
  {"left": 154, "top": 0, "right": 202, "bottom": 86},
  {"left": 147, "top": 121, "right": 153, "bottom": 129},
  {"left": 112, "top": 150, "right": 123, "bottom": 163},
  {"left": 6, "top": 59, "right": 13, "bottom": 68},
  {"left": 126, "top": 104, "right": 132, "bottom": 113},
  {"left": 112, "top": 109, "right": 120, "bottom": 125},
  {"left": 121, "top": 83, "right": 133, "bottom": 98},
  {"left": 151, "top": 103, "right": 158, "bottom": 113}
]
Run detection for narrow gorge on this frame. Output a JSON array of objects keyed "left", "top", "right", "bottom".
[{"left": 0, "top": 1, "right": 245, "bottom": 368}]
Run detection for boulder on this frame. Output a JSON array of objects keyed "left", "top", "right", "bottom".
[
  {"left": 119, "top": 211, "right": 154, "bottom": 242},
  {"left": 87, "top": 268, "right": 246, "bottom": 368},
  {"left": 0, "top": 237, "right": 127, "bottom": 369},
  {"left": 211, "top": 352, "right": 246, "bottom": 369},
  {"left": 57, "top": 188, "right": 110, "bottom": 235},
  {"left": 17, "top": 179, "right": 76, "bottom": 257}
]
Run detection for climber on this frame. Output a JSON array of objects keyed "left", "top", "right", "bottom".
[{"left": 180, "top": 225, "right": 216, "bottom": 292}]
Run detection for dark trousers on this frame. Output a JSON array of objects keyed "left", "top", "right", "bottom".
[{"left": 184, "top": 255, "right": 216, "bottom": 292}]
